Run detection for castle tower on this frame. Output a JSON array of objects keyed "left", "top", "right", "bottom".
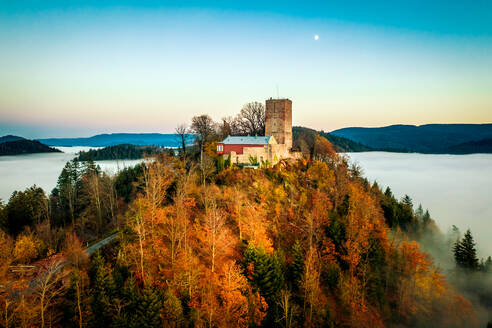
[{"left": 265, "top": 98, "right": 292, "bottom": 150}]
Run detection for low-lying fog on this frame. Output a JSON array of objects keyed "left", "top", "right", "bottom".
[
  {"left": 0, "top": 147, "right": 142, "bottom": 202},
  {"left": 346, "top": 152, "right": 492, "bottom": 257}
]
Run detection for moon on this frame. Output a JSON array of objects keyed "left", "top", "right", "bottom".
[{"left": 314, "top": 34, "right": 319, "bottom": 40}]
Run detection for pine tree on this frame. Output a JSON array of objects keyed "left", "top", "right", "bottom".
[
  {"left": 453, "top": 229, "right": 479, "bottom": 270},
  {"left": 128, "top": 287, "right": 162, "bottom": 328},
  {"left": 288, "top": 241, "right": 304, "bottom": 292},
  {"left": 401, "top": 195, "right": 413, "bottom": 209},
  {"left": 483, "top": 256, "right": 492, "bottom": 273},
  {"left": 89, "top": 252, "right": 113, "bottom": 327},
  {"left": 243, "top": 246, "right": 284, "bottom": 303}
]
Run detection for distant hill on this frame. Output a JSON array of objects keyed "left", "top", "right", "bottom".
[
  {"left": 444, "top": 138, "right": 492, "bottom": 154},
  {"left": 76, "top": 144, "right": 165, "bottom": 161},
  {"left": 0, "top": 135, "right": 25, "bottom": 144},
  {"left": 37, "top": 133, "right": 195, "bottom": 148},
  {"left": 293, "top": 126, "right": 373, "bottom": 152},
  {"left": 0, "top": 139, "right": 61, "bottom": 156},
  {"left": 331, "top": 124, "right": 492, "bottom": 153}
]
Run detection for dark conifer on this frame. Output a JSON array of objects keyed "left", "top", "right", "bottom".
[{"left": 453, "top": 229, "right": 479, "bottom": 270}]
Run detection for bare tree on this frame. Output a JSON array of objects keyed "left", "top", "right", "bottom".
[
  {"left": 218, "top": 117, "right": 234, "bottom": 139},
  {"left": 190, "top": 115, "right": 216, "bottom": 165},
  {"left": 175, "top": 123, "right": 189, "bottom": 157},
  {"left": 236, "top": 102, "right": 265, "bottom": 136},
  {"left": 36, "top": 258, "right": 66, "bottom": 328}
]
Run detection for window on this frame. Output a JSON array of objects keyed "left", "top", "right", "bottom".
[{"left": 217, "top": 144, "right": 223, "bottom": 152}]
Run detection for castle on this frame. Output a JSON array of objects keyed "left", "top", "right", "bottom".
[{"left": 217, "top": 98, "right": 300, "bottom": 165}]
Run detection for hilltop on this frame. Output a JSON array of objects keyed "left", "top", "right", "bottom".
[
  {"left": 0, "top": 135, "right": 25, "bottom": 143},
  {"left": 0, "top": 137, "right": 61, "bottom": 156}
]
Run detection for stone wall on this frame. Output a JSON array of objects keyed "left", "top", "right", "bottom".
[{"left": 265, "top": 99, "right": 292, "bottom": 150}]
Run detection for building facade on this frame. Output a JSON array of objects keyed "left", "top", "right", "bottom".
[{"left": 217, "top": 98, "right": 300, "bottom": 165}]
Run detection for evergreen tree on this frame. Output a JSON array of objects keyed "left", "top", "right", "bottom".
[
  {"left": 89, "top": 252, "right": 113, "bottom": 327},
  {"left": 288, "top": 240, "right": 304, "bottom": 292},
  {"left": 401, "top": 194, "right": 413, "bottom": 209},
  {"left": 243, "top": 246, "right": 284, "bottom": 303},
  {"left": 453, "top": 229, "right": 479, "bottom": 270},
  {"left": 483, "top": 256, "right": 492, "bottom": 273},
  {"left": 3, "top": 185, "right": 49, "bottom": 235},
  {"left": 422, "top": 210, "right": 431, "bottom": 226},
  {"left": 127, "top": 287, "right": 162, "bottom": 328}
]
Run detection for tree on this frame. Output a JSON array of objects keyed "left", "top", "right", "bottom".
[
  {"left": 287, "top": 241, "right": 304, "bottom": 291},
  {"left": 128, "top": 287, "right": 162, "bottom": 328},
  {"left": 401, "top": 195, "right": 413, "bottom": 209},
  {"left": 36, "top": 258, "right": 66, "bottom": 328},
  {"left": 64, "top": 233, "right": 89, "bottom": 328},
  {"left": 4, "top": 186, "right": 49, "bottom": 236},
  {"left": 218, "top": 117, "right": 237, "bottom": 139},
  {"left": 89, "top": 252, "right": 113, "bottom": 327},
  {"left": 235, "top": 102, "right": 265, "bottom": 136},
  {"left": 54, "top": 160, "right": 82, "bottom": 225},
  {"left": 13, "top": 234, "right": 41, "bottom": 264},
  {"left": 175, "top": 123, "right": 189, "bottom": 157},
  {"left": 81, "top": 162, "right": 104, "bottom": 234},
  {"left": 453, "top": 229, "right": 479, "bottom": 270},
  {"left": 312, "top": 135, "right": 337, "bottom": 162},
  {"left": 191, "top": 114, "right": 216, "bottom": 165}
]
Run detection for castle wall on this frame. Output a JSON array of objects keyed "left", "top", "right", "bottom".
[
  {"left": 222, "top": 144, "right": 264, "bottom": 155},
  {"left": 223, "top": 144, "right": 299, "bottom": 165}
]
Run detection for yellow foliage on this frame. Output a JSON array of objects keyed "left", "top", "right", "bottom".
[{"left": 13, "top": 234, "right": 41, "bottom": 263}]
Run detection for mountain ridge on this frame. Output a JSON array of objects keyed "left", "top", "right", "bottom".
[
  {"left": 37, "top": 133, "right": 195, "bottom": 147},
  {"left": 331, "top": 123, "right": 492, "bottom": 153}
]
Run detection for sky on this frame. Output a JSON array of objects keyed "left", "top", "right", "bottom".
[{"left": 0, "top": 1, "right": 491, "bottom": 138}]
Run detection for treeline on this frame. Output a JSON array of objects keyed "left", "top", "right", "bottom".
[{"left": 76, "top": 144, "right": 165, "bottom": 161}]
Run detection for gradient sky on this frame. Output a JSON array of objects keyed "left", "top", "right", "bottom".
[{"left": 1, "top": 1, "right": 491, "bottom": 138}]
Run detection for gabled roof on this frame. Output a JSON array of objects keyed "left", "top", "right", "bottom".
[{"left": 220, "top": 136, "right": 272, "bottom": 145}]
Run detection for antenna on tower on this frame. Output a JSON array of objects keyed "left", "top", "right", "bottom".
[{"left": 276, "top": 84, "right": 279, "bottom": 99}]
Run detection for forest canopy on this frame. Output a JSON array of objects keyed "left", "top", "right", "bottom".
[{"left": 1, "top": 140, "right": 488, "bottom": 327}]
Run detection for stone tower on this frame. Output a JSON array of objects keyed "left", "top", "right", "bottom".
[{"left": 265, "top": 98, "right": 292, "bottom": 150}]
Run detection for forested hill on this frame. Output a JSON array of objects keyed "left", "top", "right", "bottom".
[
  {"left": 444, "top": 138, "right": 492, "bottom": 154},
  {"left": 38, "top": 133, "right": 195, "bottom": 147},
  {"left": 1, "top": 140, "right": 490, "bottom": 326},
  {"left": 331, "top": 123, "right": 492, "bottom": 153},
  {"left": 0, "top": 138, "right": 61, "bottom": 156},
  {"left": 0, "top": 135, "right": 25, "bottom": 143},
  {"left": 76, "top": 144, "right": 164, "bottom": 160},
  {"left": 293, "top": 126, "right": 373, "bottom": 152}
]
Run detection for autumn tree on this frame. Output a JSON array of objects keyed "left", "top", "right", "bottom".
[
  {"left": 312, "top": 135, "right": 337, "bottom": 162},
  {"left": 36, "top": 258, "right": 66, "bottom": 328}
]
